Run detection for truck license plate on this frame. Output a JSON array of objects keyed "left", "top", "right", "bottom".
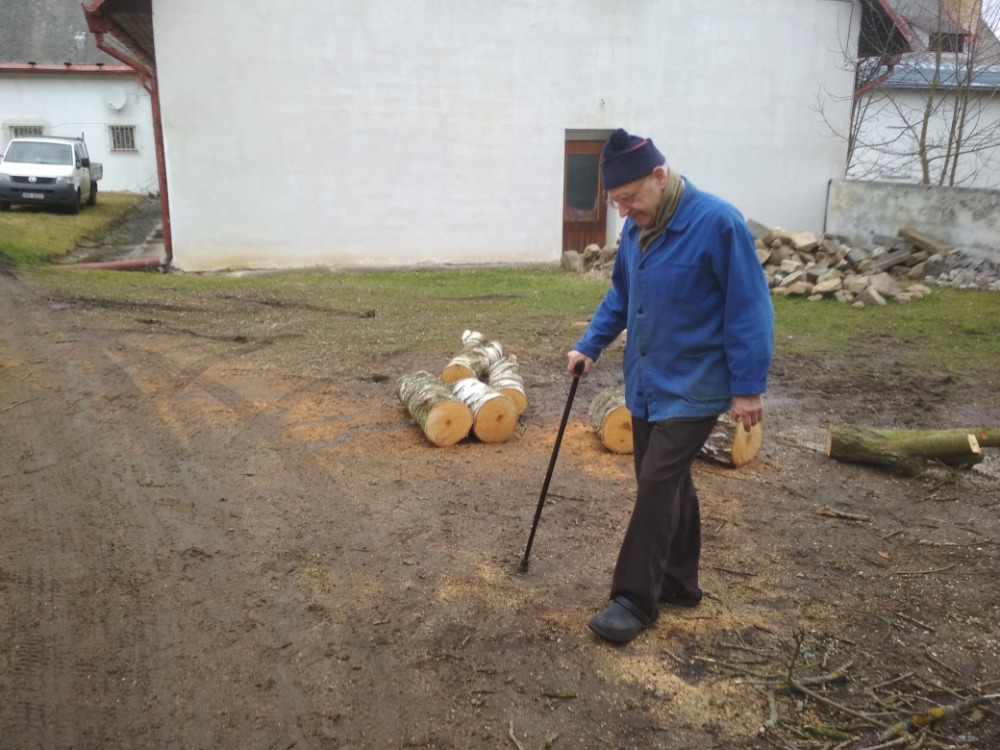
[{"left": 22, "top": 192, "right": 44, "bottom": 200}]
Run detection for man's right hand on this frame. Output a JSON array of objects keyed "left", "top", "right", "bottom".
[{"left": 567, "top": 351, "right": 594, "bottom": 377}]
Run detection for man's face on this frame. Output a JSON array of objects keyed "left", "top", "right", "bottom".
[{"left": 606, "top": 167, "right": 668, "bottom": 229}]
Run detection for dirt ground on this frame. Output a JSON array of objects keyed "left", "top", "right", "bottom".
[{"left": 1, "top": 249, "right": 998, "bottom": 750}]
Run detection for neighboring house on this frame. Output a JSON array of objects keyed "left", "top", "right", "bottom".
[
  {"left": 0, "top": 1, "right": 157, "bottom": 194},
  {"left": 82, "top": 1, "right": 864, "bottom": 273},
  {"left": 850, "top": 0, "right": 1000, "bottom": 187}
]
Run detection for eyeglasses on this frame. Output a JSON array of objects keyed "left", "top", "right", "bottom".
[{"left": 606, "top": 177, "right": 649, "bottom": 209}]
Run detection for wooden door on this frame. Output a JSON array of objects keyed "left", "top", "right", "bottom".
[{"left": 562, "top": 140, "right": 607, "bottom": 253}]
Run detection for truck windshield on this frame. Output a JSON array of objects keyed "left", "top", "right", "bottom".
[{"left": 3, "top": 142, "right": 74, "bottom": 166}]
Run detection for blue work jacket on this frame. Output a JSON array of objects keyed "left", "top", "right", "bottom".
[{"left": 572, "top": 179, "right": 774, "bottom": 421}]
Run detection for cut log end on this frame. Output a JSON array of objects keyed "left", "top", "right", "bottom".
[
  {"left": 730, "top": 421, "right": 764, "bottom": 467},
  {"left": 441, "top": 363, "right": 476, "bottom": 384},
  {"left": 423, "top": 402, "right": 474, "bottom": 447},
  {"left": 700, "top": 415, "right": 763, "bottom": 468},
  {"left": 498, "top": 387, "right": 528, "bottom": 416},
  {"left": 472, "top": 396, "right": 518, "bottom": 443},
  {"left": 598, "top": 404, "right": 633, "bottom": 454}
]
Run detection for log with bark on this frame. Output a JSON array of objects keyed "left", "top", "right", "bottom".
[
  {"left": 441, "top": 330, "right": 506, "bottom": 384},
  {"left": 486, "top": 355, "right": 528, "bottom": 416},
  {"left": 826, "top": 424, "right": 995, "bottom": 476},
  {"left": 587, "top": 386, "right": 763, "bottom": 467},
  {"left": 450, "top": 378, "right": 518, "bottom": 443},
  {"left": 700, "top": 413, "right": 764, "bottom": 468},
  {"left": 395, "top": 371, "right": 474, "bottom": 447},
  {"left": 588, "top": 385, "right": 633, "bottom": 454}
]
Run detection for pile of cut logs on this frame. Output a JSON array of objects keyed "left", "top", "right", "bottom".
[
  {"left": 396, "top": 335, "right": 764, "bottom": 467},
  {"left": 396, "top": 330, "right": 527, "bottom": 446}
]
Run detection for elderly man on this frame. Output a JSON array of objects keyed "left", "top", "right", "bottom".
[{"left": 567, "top": 128, "right": 774, "bottom": 644}]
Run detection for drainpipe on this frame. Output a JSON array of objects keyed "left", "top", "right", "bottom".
[{"left": 78, "top": 1, "right": 173, "bottom": 271}]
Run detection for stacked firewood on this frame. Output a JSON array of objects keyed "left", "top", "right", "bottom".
[{"left": 396, "top": 330, "right": 527, "bottom": 447}]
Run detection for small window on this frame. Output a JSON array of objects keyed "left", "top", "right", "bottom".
[
  {"left": 109, "top": 125, "right": 138, "bottom": 153},
  {"left": 12, "top": 125, "right": 44, "bottom": 137},
  {"left": 930, "top": 32, "right": 964, "bottom": 53}
]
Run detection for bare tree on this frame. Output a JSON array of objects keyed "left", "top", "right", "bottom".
[{"left": 821, "top": 0, "right": 1000, "bottom": 188}]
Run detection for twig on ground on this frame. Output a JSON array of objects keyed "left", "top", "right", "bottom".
[
  {"left": 895, "top": 612, "right": 936, "bottom": 632},
  {"left": 2, "top": 398, "right": 38, "bottom": 413},
  {"left": 889, "top": 564, "right": 956, "bottom": 577},
  {"left": 507, "top": 720, "right": 525, "bottom": 750},
  {"left": 818, "top": 506, "right": 872, "bottom": 522},
  {"left": 742, "top": 662, "right": 854, "bottom": 690},
  {"left": 868, "top": 672, "right": 914, "bottom": 692}
]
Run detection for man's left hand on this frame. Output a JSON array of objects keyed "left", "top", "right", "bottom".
[{"left": 731, "top": 394, "right": 764, "bottom": 431}]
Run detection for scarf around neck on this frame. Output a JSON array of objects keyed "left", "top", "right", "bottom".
[{"left": 638, "top": 168, "right": 684, "bottom": 253}]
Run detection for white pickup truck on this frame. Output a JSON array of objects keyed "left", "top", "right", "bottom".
[{"left": 0, "top": 135, "right": 103, "bottom": 214}]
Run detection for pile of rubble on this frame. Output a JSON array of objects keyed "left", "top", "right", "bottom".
[{"left": 563, "top": 222, "right": 1000, "bottom": 306}]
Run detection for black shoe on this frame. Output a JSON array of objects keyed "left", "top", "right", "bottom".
[
  {"left": 659, "top": 585, "right": 703, "bottom": 608},
  {"left": 588, "top": 596, "right": 655, "bottom": 644}
]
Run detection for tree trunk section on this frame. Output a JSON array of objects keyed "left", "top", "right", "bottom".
[
  {"left": 441, "top": 330, "right": 506, "bottom": 384},
  {"left": 450, "top": 378, "right": 517, "bottom": 443},
  {"left": 825, "top": 424, "right": 987, "bottom": 476},
  {"left": 588, "top": 386, "right": 633, "bottom": 454},
  {"left": 700, "top": 414, "right": 763, "bottom": 468},
  {"left": 486, "top": 355, "right": 528, "bottom": 416},
  {"left": 395, "top": 371, "right": 473, "bottom": 447}
]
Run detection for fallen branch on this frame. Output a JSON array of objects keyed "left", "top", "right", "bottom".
[{"left": 880, "top": 694, "right": 1000, "bottom": 740}]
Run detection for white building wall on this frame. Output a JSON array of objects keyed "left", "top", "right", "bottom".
[
  {"left": 0, "top": 74, "right": 158, "bottom": 194},
  {"left": 152, "top": 0, "right": 859, "bottom": 272},
  {"left": 849, "top": 87, "right": 1000, "bottom": 190}
]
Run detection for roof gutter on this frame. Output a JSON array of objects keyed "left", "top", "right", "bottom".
[
  {"left": 79, "top": 0, "right": 173, "bottom": 271},
  {"left": 0, "top": 62, "right": 135, "bottom": 75}
]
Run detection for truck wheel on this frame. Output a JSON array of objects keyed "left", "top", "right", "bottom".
[
  {"left": 69, "top": 189, "right": 81, "bottom": 215},
  {"left": 0, "top": 200, "right": 10, "bottom": 212},
  {"left": 87, "top": 182, "right": 98, "bottom": 207}
]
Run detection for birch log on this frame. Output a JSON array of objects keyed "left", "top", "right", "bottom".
[
  {"left": 587, "top": 386, "right": 763, "bottom": 466},
  {"left": 486, "top": 355, "right": 528, "bottom": 416},
  {"left": 441, "top": 330, "right": 506, "bottom": 384},
  {"left": 395, "top": 371, "right": 473, "bottom": 447},
  {"left": 700, "top": 414, "right": 763, "bottom": 468},
  {"left": 826, "top": 424, "right": 989, "bottom": 475},
  {"left": 450, "top": 378, "right": 517, "bottom": 443},
  {"left": 588, "top": 385, "right": 633, "bottom": 454}
]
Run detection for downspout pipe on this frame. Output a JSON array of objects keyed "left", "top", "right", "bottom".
[{"left": 78, "top": 1, "right": 173, "bottom": 271}]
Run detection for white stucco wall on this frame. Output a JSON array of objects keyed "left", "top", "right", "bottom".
[
  {"left": 849, "top": 87, "right": 1000, "bottom": 190},
  {"left": 152, "top": 0, "right": 859, "bottom": 271},
  {"left": 0, "top": 74, "right": 158, "bottom": 194}
]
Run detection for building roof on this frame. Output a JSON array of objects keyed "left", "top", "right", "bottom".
[{"left": 0, "top": 0, "right": 120, "bottom": 65}]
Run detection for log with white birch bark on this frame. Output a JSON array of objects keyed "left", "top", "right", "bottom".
[
  {"left": 395, "top": 371, "right": 473, "bottom": 447},
  {"left": 588, "top": 385, "right": 633, "bottom": 454},
  {"left": 587, "top": 386, "right": 763, "bottom": 467},
  {"left": 700, "top": 413, "right": 764, "bottom": 468},
  {"left": 825, "top": 424, "right": 992, "bottom": 475},
  {"left": 485, "top": 355, "right": 528, "bottom": 416},
  {"left": 450, "top": 378, "right": 517, "bottom": 443},
  {"left": 441, "top": 330, "right": 506, "bottom": 384}
]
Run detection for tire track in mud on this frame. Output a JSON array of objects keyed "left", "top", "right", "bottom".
[{"left": 1, "top": 287, "right": 158, "bottom": 747}]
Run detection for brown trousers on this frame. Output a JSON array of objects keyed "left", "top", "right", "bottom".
[{"left": 609, "top": 415, "right": 719, "bottom": 619}]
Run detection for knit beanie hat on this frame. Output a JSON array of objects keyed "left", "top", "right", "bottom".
[{"left": 601, "top": 128, "right": 666, "bottom": 189}]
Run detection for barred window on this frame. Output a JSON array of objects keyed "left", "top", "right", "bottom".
[
  {"left": 109, "top": 125, "right": 138, "bottom": 153},
  {"left": 12, "top": 125, "right": 44, "bottom": 137}
]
